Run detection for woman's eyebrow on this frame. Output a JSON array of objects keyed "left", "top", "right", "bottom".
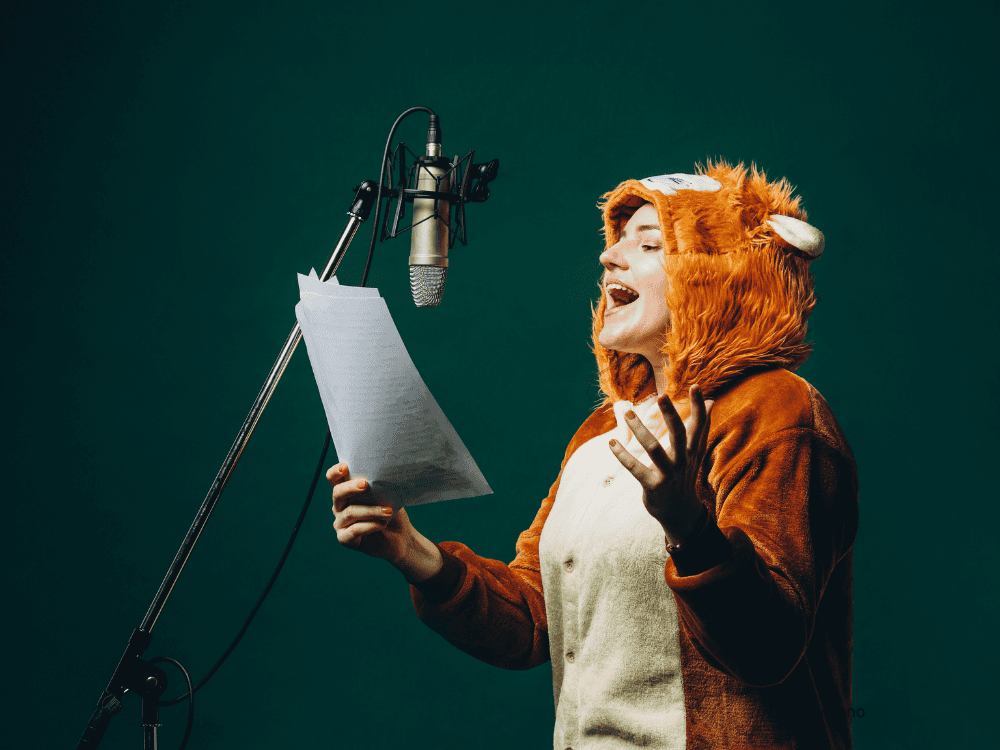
[{"left": 620, "top": 224, "right": 662, "bottom": 239}]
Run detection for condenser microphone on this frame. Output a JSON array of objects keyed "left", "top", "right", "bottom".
[{"left": 408, "top": 115, "right": 451, "bottom": 307}]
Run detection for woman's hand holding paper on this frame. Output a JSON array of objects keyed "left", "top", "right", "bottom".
[{"left": 328, "top": 462, "right": 443, "bottom": 583}]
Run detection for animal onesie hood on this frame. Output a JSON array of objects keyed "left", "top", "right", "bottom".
[
  {"left": 409, "top": 162, "right": 858, "bottom": 749},
  {"left": 594, "top": 162, "right": 821, "bottom": 404}
]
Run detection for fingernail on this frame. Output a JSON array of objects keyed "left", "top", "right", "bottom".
[
  {"left": 609, "top": 439, "right": 618, "bottom": 447},
  {"left": 382, "top": 507, "right": 394, "bottom": 516},
  {"left": 625, "top": 410, "right": 636, "bottom": 420},
  {"left": 359, "top": 479, "right": 368, "bottom": 489},
  {"left": 705, "top": 400, "right": 715, "bottom": 409}
]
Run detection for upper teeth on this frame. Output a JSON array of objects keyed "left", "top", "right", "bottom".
[{"left": 607, "top": 283, "right": 638, "bottom": 297}]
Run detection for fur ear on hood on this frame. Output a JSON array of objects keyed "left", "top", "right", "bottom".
[{"left": 592, "top": 161, "right": 818, "bottom": 404}]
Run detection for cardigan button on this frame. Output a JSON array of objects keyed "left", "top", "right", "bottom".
[
  {"left": 566, "top": 651, "right": 575, "bottom": 662},
  {"left": 564, "top": 558, "right": 574, "bottom": 572},
  {"left": 602, "top": 476, "right": 614, "bottom": 486}
]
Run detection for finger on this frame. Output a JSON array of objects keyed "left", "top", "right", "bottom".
[
  {"left": 695, "top": 399, "right": 715, "bottom": 461},
  {"left": 657, "top": 393, "right": 687, "bottom": 468},
  {"left": 623, "top": 409, "right": 675, "bottom": 474},
  {"left": 686, "top": 385, "right": 708, "bottom": 454},
  {"left": 332, "top": 477, "right": 372, "bottom": 512},
  {"left": 687, "top": 395, "right": 714, "bottom": 472},
  {"left": 326, "top": 462, "right": 349, "bottom": 485},
  {"left": 337, "top": 520, "right": 390, "bottom": 548},
  {"left": 334, "top": 503, "right": 395, "bottom": 530},
  {"left": 609, "top": 438, "right": 658, "bottom": 487}
]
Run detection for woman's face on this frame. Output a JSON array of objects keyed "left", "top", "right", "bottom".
[{"left": 598, "top": 203, "right": 671, "bottom": 363}]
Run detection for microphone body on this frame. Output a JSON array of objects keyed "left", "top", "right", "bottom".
[{"left": 408, "top": 144, "right": 451, "bottom": 307}]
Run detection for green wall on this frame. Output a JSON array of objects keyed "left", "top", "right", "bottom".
[{"left": 4, "top": 1, "right": 997, "bottom": 747}]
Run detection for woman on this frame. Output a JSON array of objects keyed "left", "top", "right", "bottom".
[{"left": 328, "top": 162, "right": 858, "bottom": 749}]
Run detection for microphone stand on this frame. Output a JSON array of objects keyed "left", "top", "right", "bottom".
[{"left": 76, "top": 180, "right": 379, "bottom": 750}]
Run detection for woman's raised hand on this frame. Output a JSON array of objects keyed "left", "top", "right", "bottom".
[
  {"left": 328, "top": 463, "right": 444, "bottom": 582},
  {"left": 608, "top": 385, "right": 714, "bottom": 544},
  {"left": 328, "top": 462, "right": 412, "bottom": 564}
]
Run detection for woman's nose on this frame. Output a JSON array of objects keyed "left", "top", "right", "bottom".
[{"left": 600, "top": 240, "right": 628, "bottom": 270}]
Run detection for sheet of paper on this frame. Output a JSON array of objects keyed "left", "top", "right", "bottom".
[{"left": 295, "top": 274, "right": 492, "bottom": 507}]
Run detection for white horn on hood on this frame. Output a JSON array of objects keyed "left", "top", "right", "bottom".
[{"left": 766, "top": 214, "right": 825, "bottom": 258}]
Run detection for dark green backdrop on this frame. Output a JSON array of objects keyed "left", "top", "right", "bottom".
[{"left": 4, "top": 1, "right": 997, "bottom": 747}]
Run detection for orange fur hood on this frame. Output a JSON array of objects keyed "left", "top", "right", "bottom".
[{"left": 592, "top": 161, "right": 819, "bottom": 404}]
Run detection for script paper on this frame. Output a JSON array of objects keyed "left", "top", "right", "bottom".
[{"left": 295, "top": 272, "right": 492, "bottom": 507}]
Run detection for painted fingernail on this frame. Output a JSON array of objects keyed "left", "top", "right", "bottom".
[
  {"left": 609, "top": 439, "right": 618, "bottom": 447},
  {"left": 382, "top": 507, "right": 394, "bottom": 516},
  {"left": 625, "top": 410, "right": 636, "bottom": 420}
]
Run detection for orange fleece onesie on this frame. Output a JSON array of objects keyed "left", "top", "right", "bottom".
[{"left": 410, "top": 163, "right": 858, "bottom": 749}]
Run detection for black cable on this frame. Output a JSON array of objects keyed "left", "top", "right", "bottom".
[
  {"left": 359, "top": 106, "right": 436, "bottom": 287},
  {"left": 150, "top": 656, "right": 194, "bottom": 750},
  {"left": 152, "top": 105, "right": 431, "bottom": 724},
  {"left": 159, "top": 429, "right": 332, "bottom": 706}
]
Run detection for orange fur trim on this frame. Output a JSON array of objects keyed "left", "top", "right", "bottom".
[{"left": 592, "top": 161, "right": 817, "bottom": 404}]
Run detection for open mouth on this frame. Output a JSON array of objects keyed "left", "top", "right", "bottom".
[{"left": 606, "top": 282, "right": 639, "bottom": 311}]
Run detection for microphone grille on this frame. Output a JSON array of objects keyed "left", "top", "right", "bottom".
[{"left": 409, "top": 265, "right": 448, "bottom": 307}]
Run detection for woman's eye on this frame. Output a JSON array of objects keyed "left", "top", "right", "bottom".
[{"left": 642, "top": 244, "right": 662, "bottom": 252}]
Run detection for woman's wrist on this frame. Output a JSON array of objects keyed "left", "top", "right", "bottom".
[
  {"left": 661, "top": 501, "right": 710, "bottom": 548},
  {"left": 661, "top": 503, "right": 734, "bottom": 577},
  {"left": 393, "top": 529, "right": 444, "bottom": 584}
]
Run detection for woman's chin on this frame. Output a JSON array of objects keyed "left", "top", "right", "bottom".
[
  {"left": 600, "top": 324, "right": 665, "bottom": 360},
  {"left": 599, "top": 329, "right": 637, "bottom": 354}
]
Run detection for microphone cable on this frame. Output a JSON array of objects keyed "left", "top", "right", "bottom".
[
  {"left": 148, "top": 657, "right": 194, "bottom": 750},
  {"left": 360, "top": 106, "right": 437, "bottom": 287},
  {"left": 150, "top": 105, "right": 436, "bottom": 745},
  {"left": 152, "top": 431, "right": 332, "bottom": 746}
]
